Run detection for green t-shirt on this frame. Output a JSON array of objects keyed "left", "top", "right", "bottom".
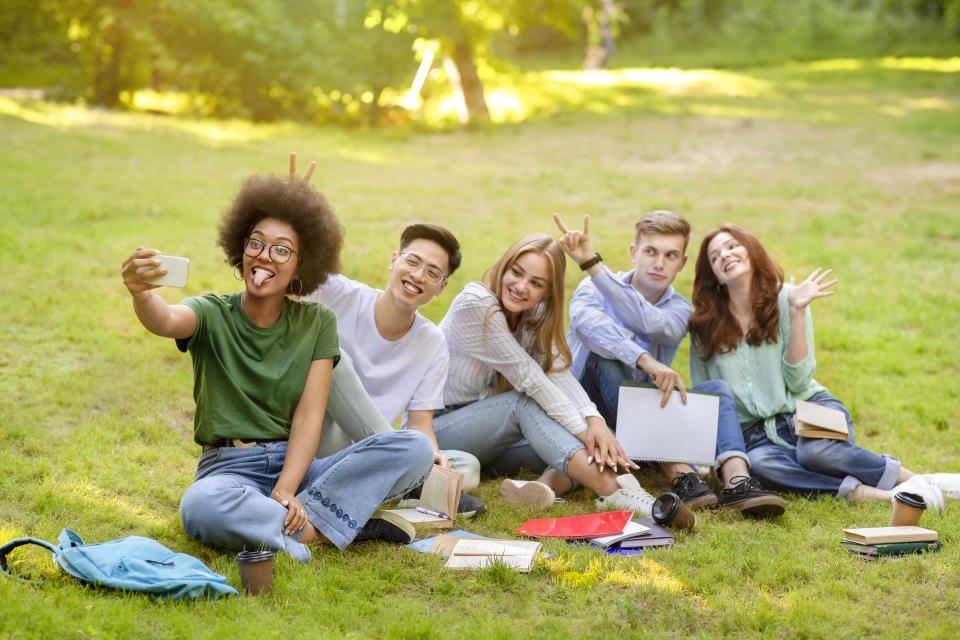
[{"left": 176, "top": 292, "right": 340, "bottom": 445}]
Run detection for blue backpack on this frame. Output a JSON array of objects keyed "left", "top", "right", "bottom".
[{"left": 0, "top": 529, "right": 238, "bottom": 600}]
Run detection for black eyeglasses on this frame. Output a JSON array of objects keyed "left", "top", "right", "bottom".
[{"left": 243, "top": 238, "right": 297, "bottom": 264}]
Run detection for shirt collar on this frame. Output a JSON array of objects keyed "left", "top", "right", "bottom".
[{"left": 620, "top": 268, "right": 678, "bottom": 306}]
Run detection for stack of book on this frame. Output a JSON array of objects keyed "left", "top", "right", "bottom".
[
  {"left": 514, "top": 511, "right": 674, "bottom": 556},
  {"left": 587, "top": 518, "right": 674, "bottom": 555},
  {"left": 841, "top": 526, "right": 941, "bottom": 558}
]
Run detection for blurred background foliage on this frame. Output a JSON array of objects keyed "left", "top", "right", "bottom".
[{"left": 0, "top": 0, "right": 957, "bottom": 126}]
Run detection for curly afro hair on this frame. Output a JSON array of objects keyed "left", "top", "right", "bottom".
[{"left": 217, "top": 175, "right": 343, "bottom": 294}]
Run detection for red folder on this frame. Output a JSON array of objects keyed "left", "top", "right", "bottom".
[{"left": 514, "top": 510, "right": 634, "bottom": 539}]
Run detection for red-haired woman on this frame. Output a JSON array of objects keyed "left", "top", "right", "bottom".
[{"left": 688, "top": 224, "right": 949, "bottom": 507}]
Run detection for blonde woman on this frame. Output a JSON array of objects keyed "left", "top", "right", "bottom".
[{"left": 433, "top": 232, "right": 656, "bottom": 513}]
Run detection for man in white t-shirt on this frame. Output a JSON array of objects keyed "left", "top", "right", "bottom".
[{"left": 304, "top": 224, "right": 483, "bottom": 514}]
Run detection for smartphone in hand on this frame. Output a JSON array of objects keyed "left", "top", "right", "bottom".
[{"left": 137, "top": 255, "right": 189, "bottom": 288}]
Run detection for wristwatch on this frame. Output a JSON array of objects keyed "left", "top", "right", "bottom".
[{"left": 579, "top": 252, "right": 602, "bottom": 271}]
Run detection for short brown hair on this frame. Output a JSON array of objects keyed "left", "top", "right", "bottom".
[
  {"left": 217, "top": 175, "right": 343, "bottom": 294},
  {"left": 634, "top": 210, "right": 692, "bottom": 251}
]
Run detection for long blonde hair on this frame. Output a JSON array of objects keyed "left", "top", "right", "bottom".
[{"left": 481, "top": 233, "right": 571, "bottom": 391}]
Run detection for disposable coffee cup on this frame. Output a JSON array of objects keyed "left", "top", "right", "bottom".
[
  {"left": 237, "top": 550, "right": 275, "bottom": 596},
  {"left": 652, "top": 492, "right": 696, "bottom": 530},
  {"left": 889, "top": 491, "right": 926, "bottom": 527}
]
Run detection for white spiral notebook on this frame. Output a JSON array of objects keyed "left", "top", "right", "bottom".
[{"left": 615, "top": 382, "right": 720, "bottom": 466}]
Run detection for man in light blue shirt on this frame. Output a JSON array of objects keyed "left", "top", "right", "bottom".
[{"left": 559, "top": 211, "right": 784, "bottom": 516}]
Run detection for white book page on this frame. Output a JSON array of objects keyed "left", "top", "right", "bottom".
[
  {"left": 445, "top": 539, "right": 541, "bottom": 571},
  {"left": 616, "top": 384, "right": 719, "bottom": 465},
  {"left": 589, "top": 520, "right": 651, "bottom": 547}
]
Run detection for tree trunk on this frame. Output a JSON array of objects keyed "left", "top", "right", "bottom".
[
  {"left": 450, "top": 39, "right": 489, "bottom": 124},
  {"left": 94, "top": 25, "right": 124, "bottom": 108}
]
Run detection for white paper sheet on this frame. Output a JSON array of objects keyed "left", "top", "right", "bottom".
[{"left": 615, "top": 383, "right": 719, "bottom": 465}]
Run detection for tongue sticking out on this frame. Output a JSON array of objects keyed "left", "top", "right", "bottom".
[{"left": 252, "top": 268, "right": 273, "bottom": 287}]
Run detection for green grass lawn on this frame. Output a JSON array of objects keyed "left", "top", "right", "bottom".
[{"left": 1, "top": 57, "right": 959, "bottom": 639}]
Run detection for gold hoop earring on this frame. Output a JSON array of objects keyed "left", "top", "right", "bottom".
[
  {"left": 289, "top": 279, "right": 304, "bottom": 297},
  {"left": 233, "top": 263, "right": 243, "bottom": 281}
]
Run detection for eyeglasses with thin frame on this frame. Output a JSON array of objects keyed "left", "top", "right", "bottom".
[
  {"left": 397, "top": 251, "right": 447, "bottom": 286},
  {"left": 243, "top": 237, "right": 297, "bottom": 264}
]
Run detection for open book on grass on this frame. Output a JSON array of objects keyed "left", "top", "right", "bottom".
[
  {"left": 444, "top": 538, "right": 542, "bottom": 572},
  {"left": 794, "top": 400, "right": 849, "bottom": 440},
  {"left": 382, "top": 465, "right": 463, "bottom": 534}
]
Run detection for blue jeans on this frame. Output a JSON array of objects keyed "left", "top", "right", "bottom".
[
  {"left": 432, "top": 391, "right": 584, "bottom": 476},
  {"left": 317, "top": 350, "right": 482, "bottom": 493},
  {"left": 179, "top": 430, "right": 434, "bottom": 562},
  {"left": 579, "top": 353, "right": 749, "bottom": 469},
  {"left": 742, "top": 391, "right": 900, "bottom": 500}
]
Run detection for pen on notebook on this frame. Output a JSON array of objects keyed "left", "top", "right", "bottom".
[{"left": 416, "top": 506, "right": 448, "bottom": 519}]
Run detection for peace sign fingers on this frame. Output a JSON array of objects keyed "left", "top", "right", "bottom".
[
  {"left": 553, "top": 213, "right": 595, "bottom": 265},
  {"left": 289, "top": 151, "right": 317, "bottom": 184}
]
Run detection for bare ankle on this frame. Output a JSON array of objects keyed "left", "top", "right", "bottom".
[
  {"left": 298, "top": 521, "right": 330, "bottom": 545},
  {"left": 850, "top": 484, "right": 894, "bottom": 504},
  {"left": 537, "top": 468, "right": 574, "bottom": 496},
  {"left": 897, "top": 467, "right": 915, "bottom": 484}
]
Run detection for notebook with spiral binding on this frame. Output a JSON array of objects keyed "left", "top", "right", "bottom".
[{"left": 615, "top": 382, "right": 719, "bottom": 466}]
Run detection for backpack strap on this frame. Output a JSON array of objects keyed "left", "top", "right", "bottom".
[{"left": 0, "top": 537, "right": 59, "bottom": 582}]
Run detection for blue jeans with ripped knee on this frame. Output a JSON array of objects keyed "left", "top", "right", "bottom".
[{"left": 179, "top": 430, "right": 434, "bottom": 562}]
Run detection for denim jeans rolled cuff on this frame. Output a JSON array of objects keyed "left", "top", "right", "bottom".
[
  {"left": 715, "top": 449, "right": 750, "bottom": 470},
  {"left": 484, "top": 439, "right": 583, "bottom": 491},
  {"left": 877, "top": 454, "right": 901, "bottom": 490},
  {"left": 836, "top": 454, "right": 899, "bottom": 503}
]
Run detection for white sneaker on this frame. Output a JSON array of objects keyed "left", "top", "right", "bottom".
[
  {"left": 499, "top": 478, "right": 556, "bottom": 508},
  {"left": 917, "top": 473, "right": 960, "bottom": 500},
  {"left": 595, "top": 474, "right": 655, "bottom": 517},
  {"left": 895, "top": 475, "right": 946, "bottom": 514}
]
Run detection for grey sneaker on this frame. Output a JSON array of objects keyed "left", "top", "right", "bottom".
[
  {"left": 595, "top": 474, "right": 655, "bottom": 517},
  {"left": 353, "top": 510, "right": 415, "bottom": 544},
  {"left": 457, "top": 492, "right": 487, "bottom": 518}
]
